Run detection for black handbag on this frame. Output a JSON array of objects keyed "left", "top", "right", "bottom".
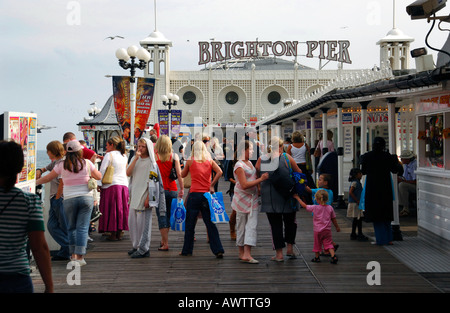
[
  {"left": 169, "top": 157, "right": 178, "bottom": 181},
  {"left": 270, "top": 154, "right": 295, "bottom": 198}
]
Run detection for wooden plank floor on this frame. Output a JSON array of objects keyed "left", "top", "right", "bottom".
[{"left": 31, "top": 179, "right": 444, "bottom": 294}]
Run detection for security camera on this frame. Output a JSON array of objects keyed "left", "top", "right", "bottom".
[{"left": 406, "top": 0, "right": 447, "bottom": 19}]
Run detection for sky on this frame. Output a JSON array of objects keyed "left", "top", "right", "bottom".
[{"left": 1, "top": 0, "right": 450, "bottom": 150}]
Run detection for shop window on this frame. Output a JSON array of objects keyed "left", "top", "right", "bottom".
[{"left": 420, "top": 114, "right": 444, "bottom": 168}]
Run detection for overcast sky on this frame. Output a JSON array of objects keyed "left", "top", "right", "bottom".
[{"left": 1, "top": 0, "right": 449, "bottom": 150}]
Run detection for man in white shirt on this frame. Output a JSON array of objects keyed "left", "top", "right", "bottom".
[{"left": 398, "top": 150, "right": 417, "bottom": 217}]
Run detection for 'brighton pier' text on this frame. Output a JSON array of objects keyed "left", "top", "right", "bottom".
[{"left": 198, "top": 40, "right": 352, "bottom": 65}]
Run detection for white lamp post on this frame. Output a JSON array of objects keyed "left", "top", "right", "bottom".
[{"left": 115, "top": 45, "right": 151, "bottom": 148}]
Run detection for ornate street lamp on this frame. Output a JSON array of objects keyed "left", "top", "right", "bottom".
[
  {"left": 87, "top": 101, "right": 101, "bottom": 118},
  {"left": 115, "top": 45, "right": 151, "bottom": 147},
  {"left": 161, "top": 93, "right": 179, "bottom": 137}
]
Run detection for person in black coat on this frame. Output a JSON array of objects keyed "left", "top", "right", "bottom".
[{"left": 360, "top": 137, "right": 403, "bottom": 245}]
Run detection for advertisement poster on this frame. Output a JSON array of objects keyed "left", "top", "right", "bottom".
[
  {"left": 3, "top": 112, "right": 37, "bottom": 191},
  {"left": 27, "top": 117, "right": 37, "bottom": 181},
  {"left": 171, "top": 110, "right": 182, "bottom": 137},
  {"left": 135, "top": 77, "right": 156, "bottom": 143},
  {"left": 112, "top": 76, "right": 131, "bottom": 143},
  {"left": 158, "top": 110, "right": 169, "bottom": 136}
]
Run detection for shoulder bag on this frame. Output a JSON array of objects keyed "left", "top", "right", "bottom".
[
  {"left": 169, "top": 154, "right": 178, "bottom": 181},
  {"left": 102, "top": 153, "right": 115, "bottom": 184},
  {"left": 87, "top": 162, "right": 98, "bottom": 190}
]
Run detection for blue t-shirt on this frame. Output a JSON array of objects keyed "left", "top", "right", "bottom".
[
  {"left": 348, "top": 180, "right": 362, "bottom": 203},
  {"left": 311, "top": 188, "right": 333, "bottom": 205}
]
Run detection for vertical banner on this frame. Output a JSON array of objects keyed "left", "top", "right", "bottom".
[
  {"left": 171, "top": 110, "right": 182, "bottom": 137},
  {"left": 112, "top": 76, "right": 131, "bottom": 143},
  {"left": 135, "top": 77, "right": 156, "bottom": 143},
  {"left": 158, "top": 110, "right": 169, "bottom": 136}
]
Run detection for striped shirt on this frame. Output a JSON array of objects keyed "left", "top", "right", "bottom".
[
  {"left": 0, "top": 187, "right": 45, "bottom": 276},
  {"left": 231, "top": 161, "right": 259, "bottom": 214}
]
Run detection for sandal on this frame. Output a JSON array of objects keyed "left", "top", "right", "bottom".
[
  {"left": 271, "top": 256, "right": 284, "bottom": 262},
  {"left": 330, "top": 255, "right": 338, "bottom": 264},
  {"left": 311, "top": 257, "right": 321, "bottom": 263}
]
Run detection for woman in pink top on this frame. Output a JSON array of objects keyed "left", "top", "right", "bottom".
[
  {"left": 180, "top": 140, "right": 224, "bottom": 257},
  {"left": 37, "top": 140, "right": 102, "bottom": 266},
  {"left": 296, "top": 189, "right": 340, "bottom": 264},
  {"left": 231, "top": 140, "right": 268, "bottom": 264}
]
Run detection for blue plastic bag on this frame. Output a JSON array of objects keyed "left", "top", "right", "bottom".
[
  {"left": 170, "top": 198, "right": 186, "bottom": 231},
  {"left": 204, "top": 192, "right": 229, "bottom": 223},
  {"left": 359, "top": 180, "right": 366, "bottom": 211},
  {"left": 292, "top": 171, "right": 308, "bottom": 195}
]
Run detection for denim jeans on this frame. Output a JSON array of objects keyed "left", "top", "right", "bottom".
[
  {"left": 63, "top": 196, "right": 93, "bottom": 255},
  {"left": 157, "top": 190, "right": 177, "bottom": 229},
  {"left": 48, "top": 197, "right": 70, "bottom": 258},
  {"left": 182, "top": 192, "right": 224, "bottom": 256}
]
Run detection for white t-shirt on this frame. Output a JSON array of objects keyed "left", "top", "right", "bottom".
[
  {"left": 54, "top": 159, "right": 95, "bottom": 199},
  {"left": 98, "top": 150, "right": 129, "bottom": 188}
]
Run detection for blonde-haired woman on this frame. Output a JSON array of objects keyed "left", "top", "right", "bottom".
[
  {"left": 180, "top": 140, "right": 224, "bottom": 257},
  {"left": 256, "top": 136, "right": 302, "bottom": 261},
  {"left": 126, "top": 138, "right": 165, "bottom": 258},
  {"left": 98, "top": 136, "right": 129, "bottom": 241},
  {"left": 155, "top": 135, "right": 184, "bottom": 251}
]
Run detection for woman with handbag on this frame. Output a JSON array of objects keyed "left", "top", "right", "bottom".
[
  {"left": 287, "top": 131, "right": 315, "bottom": 204},
  {"left": 97, "top": 136, "right": 129, "bottom": 241},
  {"left": 255, "top": 136, "right": 302, "bottom": 261},
  {"left": 232, "top": 140, "right": 269, "bottom": 264},
  {"left": 155, "top": 135, "right": 184, "bottom": 251},
  {"left": 180, "top": 140, "right": 224, "bottom": 258},
  {"left": 36, "top": 140, "right": 102, "bottom": 266}
]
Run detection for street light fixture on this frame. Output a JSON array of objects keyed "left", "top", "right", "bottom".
[
  {"left": 87, "top": 101, "right": 101, "bottom": 118},
  {"left": 115, "top": 45, "right": 151, "bottom": 147},
  {"left": 161, "top": 93, "right": 179, "bottom": 137}
]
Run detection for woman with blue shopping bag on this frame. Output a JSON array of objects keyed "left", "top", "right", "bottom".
[
  {"left": 155, "top": 135, "right": 184, "bottom": 251},
  {"left": 180, "top": 140, "right": 224, "bottom": 258}
]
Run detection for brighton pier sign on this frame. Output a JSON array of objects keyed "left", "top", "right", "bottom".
[{"left": 198, "top": 40, "right": 352, "bottom": 65}]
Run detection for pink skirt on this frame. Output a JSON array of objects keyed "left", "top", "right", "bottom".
[{"left": 98, "top": 185, "right": 129, "bottom": 233}]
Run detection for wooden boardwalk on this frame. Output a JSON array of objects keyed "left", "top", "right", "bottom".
[{"left": 31, "top": 179, "right": 446, "bottom": 294}]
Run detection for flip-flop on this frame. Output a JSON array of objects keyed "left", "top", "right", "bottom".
[
  {"left": 158, "top": 247, "right": 169, "bottom": 251},
  {"left": 241, "top": 258, "right": 259, "bottom": 264},
  {"left": 271, "top": 256, "right": 284, "bottom": 262}
]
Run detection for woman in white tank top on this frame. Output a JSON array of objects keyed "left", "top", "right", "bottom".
[{"left": 287, "top": 131, "right": 316, "bottom": 204}]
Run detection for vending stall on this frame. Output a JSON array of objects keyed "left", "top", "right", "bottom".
[
  {"left": 0, "top": 111, "right": 38, "bottom": 193},
  {"left": 414, "top": 92, "right": 450, "bottom": 243}
]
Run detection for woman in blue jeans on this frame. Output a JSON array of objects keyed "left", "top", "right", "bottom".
[
  {"left": 37, "top": 140, "right": 102, "bottom": 265},
  {"left": 37, "top": 140, "right": 70, "bottom": 260},
  {"left": 180, "top": 140, "right": 224, "bottom": 257}
]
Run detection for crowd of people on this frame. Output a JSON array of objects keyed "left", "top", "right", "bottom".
[{"left": 0, "top": 127, "right": 416, "bottom": 293}]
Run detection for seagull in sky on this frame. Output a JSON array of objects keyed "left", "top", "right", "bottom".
[{"left": 104, "top": 36, "right": 125, "bottom": 40}]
